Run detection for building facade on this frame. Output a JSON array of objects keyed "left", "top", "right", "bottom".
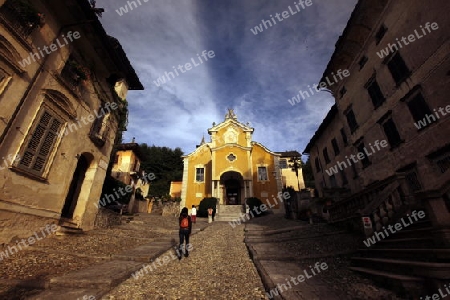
[
  {"left": 304, "top": 0, "right": 450, "bottom": 231},
  {"left": 180, "top": 110, "right": 285, "bottom": 211},
  {"left": 276, "top": 151, "right": 305, "bottom": 191},
  {"left": 0, "top": 0, "right": 143, "bottom": 243},
  {"left": 111, "top": 142, "right": 150, "bottom": 203},
  {"left": 303, "top": 0, "right": 450, "bottom": 294}
]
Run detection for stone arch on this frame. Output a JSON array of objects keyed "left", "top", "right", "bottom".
[
  {"left": 44, "top": 89, "right": 77, "bottom": 119},
  {"left": 0, "top": 34, "right": 25, "bottom": 73},
  {"left": 220, "top": 171, "right": 244, "bottom": 205}
]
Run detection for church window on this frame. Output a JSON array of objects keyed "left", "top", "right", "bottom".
[
  {"left": 195, "top": 167, "right": 204, "bottom": 182},
  {"left": 227, "top": 153, "right": 236, "bottom": 162},
  {"left": 258, "top": 166, "right": 268, "bottom": 181}
]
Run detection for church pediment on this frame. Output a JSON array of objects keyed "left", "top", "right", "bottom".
[{"left": 208, "top": 109, "right": 254, "bottom": 134}]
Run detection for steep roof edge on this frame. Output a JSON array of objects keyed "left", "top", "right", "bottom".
[
  {"left": 276, "top": 151, "right": 301, "bottom": 157},
  {"left": 318, "top": 0, "right": 363, "bottom": 84},
  {"left": 182, "top": 143, "right": 211, "bottom": 158},
  {"left": 318, "top": 0, "right": 389, "bottom": 86},
  {"left": 117, "top": 142, "right": 144, "bottom": 160},
  {"left": 252, "top": 141, "right": 281, "bottom": 156},
  {"left": 78, "top": 0, "right": 143, "bottom": 90}
]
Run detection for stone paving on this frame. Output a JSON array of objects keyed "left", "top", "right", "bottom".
[
  {"left": 246, "top": 214, "right": 407, "bottom": 300},
  {"left": 0, "top": 214, "right": 208, "bottom": 299},
  {"left": 0, "top": 212, "right": 410, "bottom": 299},
  {"left": 102, "top": 222, "right": 268, "bottom": 300}
]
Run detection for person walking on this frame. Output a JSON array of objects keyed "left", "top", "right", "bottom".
[
  {"left": 191, "top": 205, "right": 197, "bottom": 224},
  {"left": 207, "top": 207, "right": 213, "bottom": 223},
  {"left": 178, "top": 207, "right": 192, "bottom": 259}
]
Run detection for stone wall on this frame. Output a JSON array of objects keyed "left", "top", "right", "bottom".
[
  {"left": 132, "top": 200, "right": 150, "bottom": 213},
  {"left": 94, "top": 208, "right": 122, "bottom": 229},
  {"left": 0, "top": 210, "right": 58, "bottom": 244},
  {"left": 162, "top": 202, "right": 181, "bottom": 217}
]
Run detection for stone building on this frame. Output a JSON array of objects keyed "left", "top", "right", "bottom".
[
  {"left": 111, "top": 142, "right": 150, "bottom": 213},
  {"left": 276, "top": 151, "right": 305, "bottom": 191},
  {"left": 303, "top": 0, "right": 450, "bottom": 295},
  {"left": 0, "top": 0, "right": 143, "bottom": 243},
  {"left": 180, "top": 109, "right": 289, "bottom": 213}
]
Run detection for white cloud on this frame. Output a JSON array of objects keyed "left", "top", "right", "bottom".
[{"left": 96, "top": 0, "right": 357, "bottom": 154}]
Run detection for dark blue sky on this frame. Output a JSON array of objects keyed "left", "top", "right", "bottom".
[{"left": 97, "top": 0, "right": 358, "bottom": 156}]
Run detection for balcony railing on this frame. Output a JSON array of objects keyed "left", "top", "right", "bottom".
[
  {"left": 327, "top": 173, "right": 420, "bottom": 235},
  {"left": 0, "top": 0, "right": 41, "bottom": 38}
]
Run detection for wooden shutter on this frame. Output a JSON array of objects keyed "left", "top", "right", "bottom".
[{"left": 19, "top": 110, "right": 62, "bottom": 176}]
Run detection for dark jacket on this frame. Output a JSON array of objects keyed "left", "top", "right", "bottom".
[{"left": 179, "top": 212, "right": 192, "bottom": 235}]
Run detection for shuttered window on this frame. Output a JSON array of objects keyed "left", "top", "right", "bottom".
[{"left": 18, "top": 109, "right": 62, "bottom": 177}]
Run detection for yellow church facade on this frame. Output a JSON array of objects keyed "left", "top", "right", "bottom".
[{"left": 180, "top": 110, "right": 284, "bottom": 211}]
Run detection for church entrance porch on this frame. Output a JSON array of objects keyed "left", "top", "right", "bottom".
[{"left": 220, "top": 171, "right": 244, "bottom": 205}]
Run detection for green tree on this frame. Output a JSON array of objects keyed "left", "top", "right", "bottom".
[
  {"left": 288, "top": 156, "right": 302, "bottom": 190},
  {"left": 302, "top": 157, "right": 315, "bottom": 188},
  {"left": 139, "top": 144, "right": 184, "bottom": 197}
]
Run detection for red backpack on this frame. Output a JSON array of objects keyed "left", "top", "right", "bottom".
[{"left": 180, "top": 217, "right": 189, "bottom": 228}]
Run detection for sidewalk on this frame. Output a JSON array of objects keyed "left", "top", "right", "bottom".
[
  {"left": 245, "top": 214, "right": 406, "bottom": 300},
  {"left": 0, "top": 214, "right": 209, "bottom": 299}
]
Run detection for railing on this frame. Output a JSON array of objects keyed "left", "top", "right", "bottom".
[
  {"left": 0, "top": 0, "right": 41, "bottom": 38},
  {"left": 328, "top": 173, "right": 419, "bottom": 235}
]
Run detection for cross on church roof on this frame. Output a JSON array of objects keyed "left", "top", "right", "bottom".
[{"left": 225, "top": 108, "right": 237, "bottom": 121}]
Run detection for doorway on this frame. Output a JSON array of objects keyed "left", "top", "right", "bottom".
[
  {"left": 221, "top": 171, "right": 243, "bottom": 205},
  {"left": 61, "top": 155, "right": 89, "bottom": 219}
]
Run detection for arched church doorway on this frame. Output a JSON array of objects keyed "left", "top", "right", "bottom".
[
  {"left": 221, "top": 171, "right": 244, "bottom": 205},
  {"left": 61, "top": 154, "right": 90, "bottom": 219}
]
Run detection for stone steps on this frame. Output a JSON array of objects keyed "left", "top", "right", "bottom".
[
  {"left": 351, "top": 257, "right": 450, "bottom": 279},
  {"left": 350, "top": 218, "right": 450, "bottom": 297},
  {"left": 349, "top": 266, "right": 424, "bottom": 295},
  {"left": 216, "top": 205, "right": 244, "bottom": 222},
  {"left": 357, "top": 248, "right": 450, "bottom": 261}
]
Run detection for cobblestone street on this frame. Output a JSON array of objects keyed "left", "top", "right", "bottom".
[
  {"left": 102, "top": 221, "right": 267, "bottom": 300},
  {"left": 0, "top": 213, "right": 412, "bottom": 299}
]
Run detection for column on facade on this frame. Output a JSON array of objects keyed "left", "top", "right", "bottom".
[{"left": 244, "top": 180, "right": 248, "bottom": 199}]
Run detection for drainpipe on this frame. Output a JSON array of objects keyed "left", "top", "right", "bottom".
[{"left": 0, "top": 20, "right": 94, "bottom": 146}]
